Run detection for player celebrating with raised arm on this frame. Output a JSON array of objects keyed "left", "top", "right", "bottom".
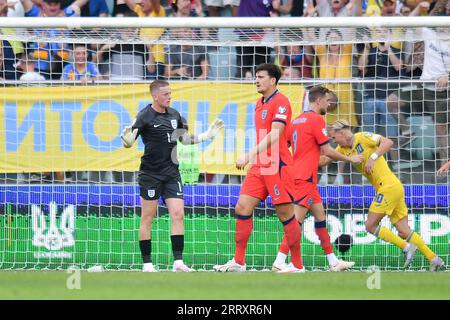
[
  {"left": 213, "top": 63, "right": 304, "bottom": 273},
  {"left": 272, "top": 86, "right": 363, "bottom": 272},
  {"left": 121, "top": 80, "right": 224, "bottom": 272},
  {"left": 321, "top": 120, "right": 445, "bottom": 271}
]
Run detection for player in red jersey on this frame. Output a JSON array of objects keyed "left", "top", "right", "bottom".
[
  {"left": 272, "top": 86, "right": 363, "bottom": 272},
  {"left": 213, "top": 63, "right": 304, "bottom": 273}
]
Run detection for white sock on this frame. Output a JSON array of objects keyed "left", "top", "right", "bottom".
[
  {"left": 274, "top": 252, "right": 287, "bottom": 265},
  {"left": 143, "top": 262, "right": 153, "bottom": 267},
  {"left": 327, "top": 253, "right": 339, "bottom": 266}
]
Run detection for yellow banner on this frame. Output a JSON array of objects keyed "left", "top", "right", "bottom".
[{"left": 0, "top": 83, "right": 306, "bottom": 175}]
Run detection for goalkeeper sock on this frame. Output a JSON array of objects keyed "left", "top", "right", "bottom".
[
  {"left": 278, "top": 221, "right": 301, "bottom": 256},
  {"left": 375, "top": 226, "right": 407, "bottom": 250},
  {"left": 234, "top": 215, "right": 253, "bottom": 266},
  {"left": 283, "top": 215, "right": 303, "bottom": 269},
  {"left": 139, "top": 239, "right": 152, "bottom": 263},
  {"left": 315, "top": 220, "right": 334, "bottom": 255},
  {"left": 171, "top": 235, "right": 184, "bottom": 261},
  {"left": 406, "top": 231, "right": 436, "bottom": 261}
]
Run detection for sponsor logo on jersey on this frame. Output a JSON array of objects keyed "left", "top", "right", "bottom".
[
  {"left": 171, "top": 119, "right": 178, "bottom": 129},
  {"left": 153, "top": 124, "right": 162, "bottom": 127},
  {"left": 262, "top": 110, "right": 267, "bottom": 120},
  {"left": 148, "top": 190, "right": 155, "bottom": 198}
]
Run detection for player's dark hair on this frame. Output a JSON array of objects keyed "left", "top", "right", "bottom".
[
  {"left": 308, "top": 85, "right": 331, "bottom": 103},
  {"left": 255, "top": 63, "right": 282, "bottom": 84},
  {"left": 150, "top": 80, "right": 170, "bottom": 94}
]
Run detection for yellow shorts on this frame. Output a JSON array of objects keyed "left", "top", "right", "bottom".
[{"left": 369, "top": 183, "right": 408, "bottom": 224}]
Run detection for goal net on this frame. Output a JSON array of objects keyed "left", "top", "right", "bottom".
[{"left": 0, "top": 17, "right": 449, "bottom": 271}]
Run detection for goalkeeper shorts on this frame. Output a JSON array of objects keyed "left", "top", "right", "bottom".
[{"left": 139, "top": 173, "right": 183, "bottom": 201}]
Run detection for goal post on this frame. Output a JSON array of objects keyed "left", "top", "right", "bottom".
[{"left": 0, "top": 17, "right": 449, "bottom": 271}]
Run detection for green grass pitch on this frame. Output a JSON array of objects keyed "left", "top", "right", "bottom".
[{"left": 1, "top": 271, "right": 449, "bottom": 300}]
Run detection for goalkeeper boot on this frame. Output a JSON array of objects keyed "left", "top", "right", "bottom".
[
  {"left": 271, "top": 261, "right": 288, "bottom": 273},
  {"left": 213, "top": 258, "right": 246, "bottom": 272},
  {"left": 430, "top": 256, "right": 445, "bottom": 272},
  {"left": 402, "top": 243, "right": 417, "bottom": 268},
  {"left": 277, "top": 263, "right": 305, "bottom": 273},
  {"left": 330, "top": 260, "right": 355, "bottom": 272},
  {"left": 142, "top": 263, "right": 158, "bottom": 273},
  {"left": 173, "top": 260, "right": 195, "bottom": 272}
]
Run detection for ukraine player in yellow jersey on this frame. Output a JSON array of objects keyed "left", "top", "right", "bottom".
[{"left": 320, "top": 119, "right": 445, "bottom": 271}]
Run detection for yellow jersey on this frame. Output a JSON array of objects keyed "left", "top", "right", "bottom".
[
  {"left": 134, "top": 5, "right": 166, "bottom": 64},
  {"left": 336, "top": 132, "right": 401, "bottom": 192}
]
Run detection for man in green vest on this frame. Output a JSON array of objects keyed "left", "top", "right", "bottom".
[{"left": 177, "top": 117, "right": 200, "bottom": 185}]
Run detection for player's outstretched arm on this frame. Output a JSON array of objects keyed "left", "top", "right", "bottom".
[
  {"left": 180, "top": 118, "right": 224, "bottom": 145},
  {"left": 121, "top": 126, "right": 138, "bottom": 148},
  {"left": 437, "top": 161, "right": 450, "bottom": 176}
]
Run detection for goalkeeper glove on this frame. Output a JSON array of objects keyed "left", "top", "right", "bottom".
[
  {"left": 121, "top": 126, "right": 138, "bottom": 148},
  {"left": 198, "top": 118, "right": 224, "bottom": 142}
]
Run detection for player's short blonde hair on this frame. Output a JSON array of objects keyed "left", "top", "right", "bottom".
[{"left": 331, "top": 119, "right": 351, "bottom": 130}]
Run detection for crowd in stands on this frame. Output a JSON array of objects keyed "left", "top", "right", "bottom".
[{"left": 0, "top": 0, "right": 449, "bottom": 184}]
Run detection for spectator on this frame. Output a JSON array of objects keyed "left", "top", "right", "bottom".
[
  {"left": 165, "top": 28, "right": 209, "bottom": 80},
  {"left": 281, "top": 66, "right": 301, "bottom": 80},
  {"left": 94, "top": 11, "right": 148, "bottom": 80},
  {"left": 276, "top": 44, "right": 313, "bottom": 79},
  {"left": 20, "top": 0, "right": 88, "bottom": 79},
  {"left": 206, "top": 0, "right": 240, "bottom": 17},
  {"left": 358, "top": 28, "right": 405, "bottom": 163},
  {"left": 171, "top": 0, "right": 203, "bottom": 16},
  {"left": 387, "top": 14, "right": 450, "bottom": 168},
  {"left": 0, "top": 40, "right": 18, "bottom": 80},
  {"left": 234, "top": 0, "right": 280, "bottom": 79},
  {"left": 16, "top": 52, "right": 46, "bottom": 81},
  {"left": 310, "top": 0, "right": 362, "bottom": 17},
  {"left": 80, "top": 0, "right": 109, "bottom": 16},
  {"left": 123, "top": 0, "right": 166, "bottom": 79},
  {"left": 170, "top": 0, "right": 207, "bottom": 40},
  {"left": 62, "top": 44, "right": 102, "bottom": 84},
  {"left": 311, "top": 28, "right": 358, "bottom": 127},
  {"left": 0, "top": 0, "right": 25, "bottom": 60}
]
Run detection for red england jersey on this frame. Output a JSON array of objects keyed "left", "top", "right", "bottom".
[
  {"left": 253, "top": 90, "right": 293, "bottom": 168},
  {"left": 289, "top": 110, "right": 330, "bottom": 183}
]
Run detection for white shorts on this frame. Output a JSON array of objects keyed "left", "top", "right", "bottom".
[{"left": 205, "top": 0, "right": 240, "bottom": 7}]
